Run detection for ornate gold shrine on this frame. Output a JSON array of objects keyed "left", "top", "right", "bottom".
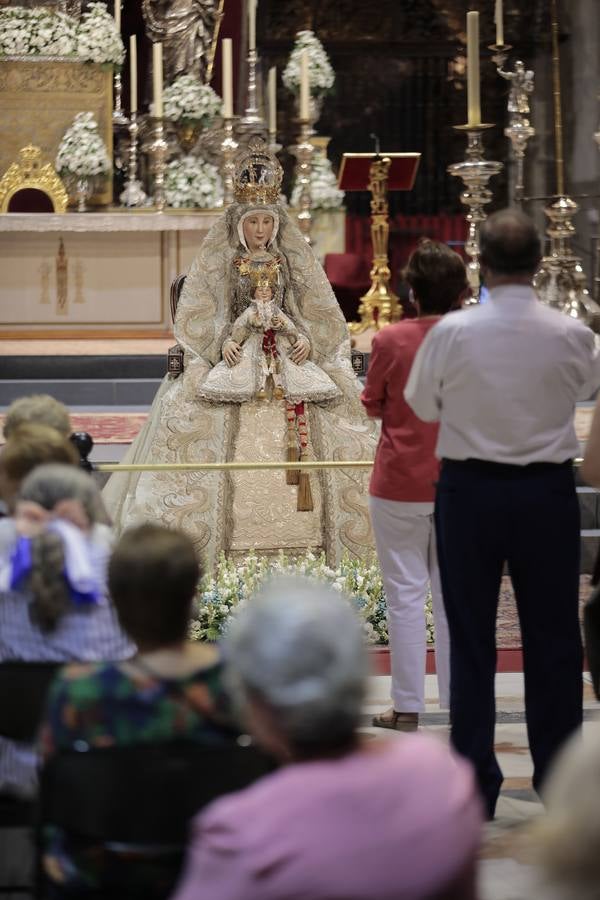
[
  {"left": 0, "top": 59, "right": 113, "bottom": 207},
  {"left": 0, "top": 145, "right": 68, "bottom": 213}
]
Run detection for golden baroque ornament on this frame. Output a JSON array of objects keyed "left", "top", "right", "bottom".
[{"left": 0, "top": 144, "right": 68, "bottom": 213}]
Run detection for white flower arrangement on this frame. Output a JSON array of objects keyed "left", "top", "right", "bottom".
[
  {"left": 0, "top": 6, "right": 76, "bottom": 57},
  {"left": 189, "top": 550, "right": 435, "bottom": 646},
  {"left": 0, "top": 2, "right": 123, "bottom": 65},
  {"left": 282, "top": 30, "right": 335, "bottom": 96},
  {"left": 163, "top": 74, "right": 222, "bottom": 125},
  {"left": 164, "top": 155, "right": 223, "bottom": 208},
  {"left": 55, "top": 111, "right": 111, "bottom": 177},
  {"left": 291, "top": 154, "right": 345, "bottom": 210},
  {"left": 77, "top": 2, "right": 125, "bottom": 66}
]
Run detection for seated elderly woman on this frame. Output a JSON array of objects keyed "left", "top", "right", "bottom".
[
  {"left": 40, "top": 522, "right": 238, "bottom": 893},
  {"left": 173, "top": 578, "right": 483, "bottom": 900},
  {"left": 0, "top": 462, "right": 132, "bottom": 799}
]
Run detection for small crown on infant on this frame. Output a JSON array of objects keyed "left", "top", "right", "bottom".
[{"left": 250, "top": 265, "right": 279, "bottom": 290}]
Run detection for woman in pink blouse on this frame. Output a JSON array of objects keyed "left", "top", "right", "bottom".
[
  {"left": 172, "top": 578, "right": 483, "bottom": 900},
  {"left": 361, "top": 240, "right": 467, "bottom": 730}
]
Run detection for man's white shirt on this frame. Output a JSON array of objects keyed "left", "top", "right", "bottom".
[{"left": 404, "top": 285, "right": 600, "bottom": 464}]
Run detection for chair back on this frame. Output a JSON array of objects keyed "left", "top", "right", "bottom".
[
  {"left": 40, "top": 739, "right": 276, "bottom": 844},
  {"left": 169, "top": 274, "right": 187, "bottom": 324},
  {"left": 0, "top": 661, "right": 61, "bottom": 742}
]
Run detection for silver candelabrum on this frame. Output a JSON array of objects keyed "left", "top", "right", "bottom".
[
  {"left": 120, "top": 111, "right": 147, "bottom": 207},
  {"left": 292, "top": 119, "right": 314, "bottom": 245},
  {"left": 149, "top": 118, "right": 168, "bottom": 212},
  {"left": 448, "top": 125, "right": 503, "bottom": 301},
  {"left": 490, "top": 45, "right": 535, "bottom": 203},
  {"left": 534, "top": 195, "right": 600, "bottom": 328},
  {"left": 113, "top": 68, "right": 128, "bottom": 127},
  {"left": 220, "top": 116, "right": 239, "bottom": 207},
  {"left": 239, "top": 49, "right": 267, "bottom": 137}
]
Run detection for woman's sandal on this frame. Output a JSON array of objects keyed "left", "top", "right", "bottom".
[{"left": 372, "top": 710, "right": 419, "bottom": 732}]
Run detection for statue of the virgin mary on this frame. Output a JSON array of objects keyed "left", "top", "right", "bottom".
[{"left": 103, "top": 142, "right": 378, "bottom": 571}]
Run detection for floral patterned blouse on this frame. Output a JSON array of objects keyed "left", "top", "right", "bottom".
[{"left": 40, "top": 652, "right": 237, "bottom": 892}]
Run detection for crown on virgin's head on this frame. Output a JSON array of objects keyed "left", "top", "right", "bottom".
[{"left": 233, "top": 138, "right": 283, "bottom": 205}]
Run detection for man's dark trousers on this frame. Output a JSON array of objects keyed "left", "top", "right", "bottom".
[{"left": 434, "top": 458, "right": 583, "bottom": 818}]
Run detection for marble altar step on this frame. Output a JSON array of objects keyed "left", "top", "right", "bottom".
[{"left": 0, "top": 354, "right": 165, "bottom": 405}]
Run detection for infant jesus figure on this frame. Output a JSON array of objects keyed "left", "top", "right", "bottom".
[{"left": 198, "top": 267, "right": 341, "bottom": 406}]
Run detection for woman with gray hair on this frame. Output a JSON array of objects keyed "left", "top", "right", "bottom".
[{"left": 173, "top": 577, "right": 483, "bottom": 900}]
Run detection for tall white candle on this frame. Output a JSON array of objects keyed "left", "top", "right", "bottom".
[
  {"left": 222, "top": 38, "right": 233, "bottom": 118},
  {"left": 495, "top": 0, "right": 504, "bottom": 46},
  {"left": 114, "top": 0, "right": 120, "bottom": 33},
  {"left": 299, "top": 49, "right": 309, "bottom": 121},
  {"left": 153, "top": 41, "right": 163, "bottom": 118},
  {"left": 248, "top": 0, "right": 257, "bottom": 52},
  {"left": 129, "top": 35, "right": 137, "bottom": 113},
  {"left": 466, "top": 11, "right": 481, "bottom": 126},
  {"left": 268, "top": 66, "right": 276, "bottom": 135}
]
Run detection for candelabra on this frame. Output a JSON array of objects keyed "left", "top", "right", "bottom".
[
  {"left": 149, "top": 118, "right": 168, "bottom": 212},
  {"left": 348, "top": 155, "right": 401, "bottom": 334},
  {"left": 220, "top": 117, "right": 239, "bottom": 207},
  {"left": 448, "top": 126, "right": 503, "bottom": 300},
  {"left": 292, "top": 119, "right": 314, "bottom": 245},
  {"left": 239, "top": 49, "right": 267, "bottom": 137},
  {"left": 533, "top": 0, "right": 600, "bottom": 329},
  {"left": 112, "top": 69, "right": 128, "bottom": 126},
  {"left": 120, "top": 111, "right": 147, "bottom": 207},
  {"left": 490, "top": 45, "right": 535, "bottom": 204},
  {"left": 268, "top": 133, "right": 282, "bottom": 159}
]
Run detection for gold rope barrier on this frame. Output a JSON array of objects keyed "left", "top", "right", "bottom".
[{"left": 95, "top": 460, "right": 375, "bottom": 473}]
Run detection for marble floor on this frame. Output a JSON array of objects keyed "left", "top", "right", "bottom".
[{"left": 365, "top": 672, "right": 600, "bottom": 900}]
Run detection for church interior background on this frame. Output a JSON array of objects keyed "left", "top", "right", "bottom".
[{"left": 1, "top": 2, "right": 600, "bottom": 896}]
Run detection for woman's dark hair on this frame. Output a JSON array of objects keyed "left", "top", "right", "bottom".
[
  {"left": 404, "top": 239, "right": 468, "bottom": 314},
  {"left": 108, "top": 524, "right": 200, "bottom": 648},
  {"left": 480, "top": 208, "right": 542, "bottom": 276}
]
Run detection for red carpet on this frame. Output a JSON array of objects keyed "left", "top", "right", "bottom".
[{"left": 0, "top": 412, "right": 148, "bottom": 444}]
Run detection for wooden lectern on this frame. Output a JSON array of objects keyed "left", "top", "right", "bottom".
[{"left": 338, "top": 152, "right": 420, "bottom": 333}]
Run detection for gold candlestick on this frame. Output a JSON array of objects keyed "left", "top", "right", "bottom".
[
  {"left": 293, "top": 118, "right": 314, "bottom": 245},
  {"left": 149, "top": 118, "right": 168, "bottom": 212},
  {"left": 448, "top": 125, "right": 503, "bottom": 300},
  {"left": 220, "top": 116, "right": 239, "bottom": 207},
  {"left": 349, "top": 156, "right": 400, "bottom": 332}
]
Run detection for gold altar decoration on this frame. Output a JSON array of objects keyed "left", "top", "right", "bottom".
[
  {"left": 0, "top": 60, "right": 113, "bottom": 207},
  {"left": 533, "top": 0, "right": 600, "bottom": 328},
  {"left": 0, "top": 144, "right": 67, "bottom": 213},
  {"left": 351, "top": 156, "right": 399, "bottom": 331},
  {"left": 338, "top": 151, "right": 420, "bottom": 336}
]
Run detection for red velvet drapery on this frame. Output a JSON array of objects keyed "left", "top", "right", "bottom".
[{"left": 345, "top": 212, "right": 468, "bottom": 281}]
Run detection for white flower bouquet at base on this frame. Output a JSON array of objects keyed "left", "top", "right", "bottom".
[
  {"left": 282, "top": 30, "right": 335, "bottom": 97},
  {"left": 56, "top": 111, "right": 111, "bottom": 179},
  {"left": 163, "top": 75, "right": 222, "bottom": 126},
  {"left": 164, "top": 156, "right": 223, "bottom": 208},
  {"left": 291, "top": 154, "right": 344, "bottom": 210},
  {"left": 189, "top": 551, "right": 435, "bottom": 646}
]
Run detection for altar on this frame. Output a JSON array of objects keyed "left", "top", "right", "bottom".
[{"left": 0, "top": 210, "right": 220, "bottom": 335}]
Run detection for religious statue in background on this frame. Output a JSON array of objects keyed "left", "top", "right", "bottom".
[
  {"left": 498, "top": 60, "right": 534, "bottom": 118},
  {"left": 142, "top": 0, "right": 221, "bottom": 83}
]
